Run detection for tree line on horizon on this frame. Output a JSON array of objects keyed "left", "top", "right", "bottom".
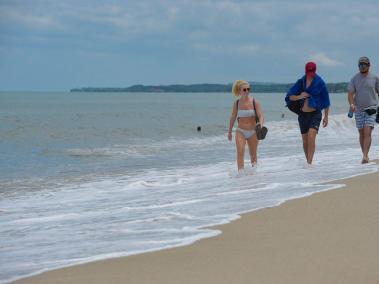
[{"left": 70, "top": 82, "right": 349, "bottom": 93}]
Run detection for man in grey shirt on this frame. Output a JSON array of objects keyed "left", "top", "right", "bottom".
[{"left": 348, "top": 56, "right": 379, "bottom": 163}]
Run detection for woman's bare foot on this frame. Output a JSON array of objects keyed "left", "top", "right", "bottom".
[{"left": 361, "top": 157, "right": 369, "bottom": 164}]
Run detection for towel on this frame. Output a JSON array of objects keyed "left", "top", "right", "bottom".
[{"left": 285, "top": 74, "right": 330, "bottom": 111}]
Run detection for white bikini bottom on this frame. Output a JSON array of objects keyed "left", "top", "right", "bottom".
[{"left": 236, "top": 128, "right": 256, "bottom": 139}]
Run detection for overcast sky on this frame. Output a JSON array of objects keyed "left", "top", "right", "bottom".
[{"left": 1, "top": 0, "right": 378, "bottom": 91}]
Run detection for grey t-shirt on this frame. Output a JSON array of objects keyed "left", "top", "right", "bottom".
[{"left": 348, "top": 72, "right": 379, "bottom": 111}]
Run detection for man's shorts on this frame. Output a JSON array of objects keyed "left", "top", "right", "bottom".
[
  {"left": 355, "top": 110, "right": 376, "bottom": 129},
  {"left": 298, "top": 110, "right": 322, "bottom": 134}
]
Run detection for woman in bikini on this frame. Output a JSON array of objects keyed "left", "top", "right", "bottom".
[{"left": 228, "top": 80, "right": 265, "bottom": 171}]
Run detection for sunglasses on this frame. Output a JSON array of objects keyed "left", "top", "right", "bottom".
[
  {"left": 359, "top": 63, "right": 369, "bottom": 68},
  {"left": 242, "top": 87, "right": 250, "bottom": 92}
]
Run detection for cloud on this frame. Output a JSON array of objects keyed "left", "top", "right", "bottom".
[
  {"left": 0, "top": 8, "right": 63, "bottom": 31},
  {"left": 309, "top": 52, "right": 343, "bottom": 67},
  {"left": 192, "top": 42, "right": 260, "bottom": 55},
  {"left": 1, "top": 0, "right": 379, "bottom": 90}
]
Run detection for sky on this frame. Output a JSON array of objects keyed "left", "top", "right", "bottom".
[{"left": 0, "top": 0, "right": 378, "bottom": 91}]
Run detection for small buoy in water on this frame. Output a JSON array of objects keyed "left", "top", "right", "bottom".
[{"left": 197, "top": 126, "right": 201, "bottom": 132}]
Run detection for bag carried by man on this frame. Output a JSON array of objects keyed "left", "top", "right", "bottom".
[
  {"left": 287, "top": 100, "right": 302, "bottom": 115},
  {"left": 364, "top": 108, "right": 377, "bottom": 116}
]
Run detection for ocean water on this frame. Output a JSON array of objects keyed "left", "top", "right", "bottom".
[{"left": 0, "top": 91, "right": 378, "bottom": 283}]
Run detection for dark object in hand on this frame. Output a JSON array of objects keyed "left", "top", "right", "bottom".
[
  {"left": 364, "top": 108, "right": 377, "bottom": 115},
  {"left": 376, "top": 107, "right": 379, "bottom": 123},
  {"left": 256, "top": 124, "right": 268, "bottom": 140}
]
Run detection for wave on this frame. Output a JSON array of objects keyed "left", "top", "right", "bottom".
[
  {"left": 65, "top": 113, "right": 358, "bottom": 159},
  {"left": 8, "top": 213, "right": 81, "bottom": 225}
]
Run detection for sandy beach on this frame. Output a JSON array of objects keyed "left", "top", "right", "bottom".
[{"left": 15, "top": 167, "right": 379, "bottom": 284}]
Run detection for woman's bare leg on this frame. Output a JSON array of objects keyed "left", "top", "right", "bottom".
[
  {"left": 235, "top": 131, "right": 246, "bottom": 170},
  {"left": 247, "top": 134, "right": 258, "bottom": 166}
]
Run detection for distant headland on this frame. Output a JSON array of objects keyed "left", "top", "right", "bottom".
[{"left": 70, "top": 82, "right": 348, "bottom": 93}]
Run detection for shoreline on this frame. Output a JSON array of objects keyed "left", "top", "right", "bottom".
[{"left": 14, "top": 164, "right": 379, "bottom": 284}]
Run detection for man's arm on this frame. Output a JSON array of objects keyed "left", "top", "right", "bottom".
[
  {"left": 348, "top": 90, "right": 355, "bottom": 112},
  {"left": 323, "top": 107, "right": 329, "bottom": 127},
  {"left": 286, "top": 79, "right": 303, "bottom": 102},
  {"left": 347, "top": 76, "right": 356, "bottom": 111},
  {"left": 289, "top": 92, "right": 309, "bottom": 101}
]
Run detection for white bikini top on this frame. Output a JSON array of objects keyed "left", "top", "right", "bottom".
[
  {"left": 237, "top": 109, "right": 256, "bottom": 118},
  {"left": 236, "top": 99, "right": 256, "bottom": 118}
]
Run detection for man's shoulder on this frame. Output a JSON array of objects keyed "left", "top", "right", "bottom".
[
  {"left": 292, "top": 77, "right": 304, "bottom": 87},
  {"left": 350, "top": 72, "right": 361, "bottom": 80},
  {"left": 358, "top": 72, "right": 379, "bottom": 82},
  {"left": 317, "top": 74, "right": 325, "bottom": 81},
  {"left": 297, "top": 76, "right": 306, "bottom": 83},
  {"left": 314, "top": 74, "right": 326, "bottom": 85},
  {"left": 368, "top": 72, "right": 379, "bottom": 80}
]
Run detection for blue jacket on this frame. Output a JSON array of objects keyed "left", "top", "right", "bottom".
[{"left": 285, "top": 74, "right": 330, "bottom": 111}]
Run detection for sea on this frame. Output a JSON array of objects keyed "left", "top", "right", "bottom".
[{"left": 1, "top": 91, "right": 378, "bottom": 283}]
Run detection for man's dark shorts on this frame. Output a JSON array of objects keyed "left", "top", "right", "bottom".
[{"left": 298, "top": 110, "right": 322, "bottom": 134}]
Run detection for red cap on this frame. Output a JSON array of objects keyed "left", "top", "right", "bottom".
[{"left": 305, "top": 61, "right": 316, "bottom": 76}]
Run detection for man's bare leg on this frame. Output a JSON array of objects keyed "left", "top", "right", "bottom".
[
  {"left": 362, "top": 126, "right": 373, "bottom": 163},
  {"left": 359, "top": 128, "right": 364, "bottom": 154},
  {"left": 306, "top": 128, "right": 318, "bottom": 164},
  {"left": 301, "top": 133, "right": 308, "bottom": 161}
]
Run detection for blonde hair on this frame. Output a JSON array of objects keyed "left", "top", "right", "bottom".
[{"left": 232, "top": 80, "right": 250, "bottom": 97}]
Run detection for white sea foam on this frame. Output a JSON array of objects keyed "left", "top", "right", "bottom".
[
  {"left": 9, "top": 213, "right": 81, "bottom": 225},
  {"left": 128, "top": 176, "right": 189, "bottom": 189},
  {"left": 66, "top": 135, "right": 226, "bottom": 159}
]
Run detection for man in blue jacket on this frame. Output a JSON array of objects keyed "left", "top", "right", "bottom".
[{"left": 285, "top": 62, "right": 330, "bottom": 165}]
